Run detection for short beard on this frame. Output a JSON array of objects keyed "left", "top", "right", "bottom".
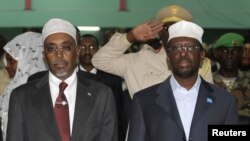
[
  {"left": 56, "top": 68, "right": 67, "bottom": 78},
  {"left": 174, "top": 68, "right": 197, "bottom": 79},
  {"left": 172, "top": 54, "right": 200, "bottom": 78}
]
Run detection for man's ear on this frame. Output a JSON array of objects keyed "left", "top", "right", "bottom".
[
  {"left": 166, "top": 56, "right": 172, "bottom": 70},
  {"left": 199, "top": 50, "right": 206, "bottom": 68},
  {"left": 42, "top": 51, "right": 49, "bottom": 68},
  {"left": 42, "top": 51, "right": 46, "bottom": 63},
  {"left": 201, "top": 50, "right": 206, "bottom": 58}
]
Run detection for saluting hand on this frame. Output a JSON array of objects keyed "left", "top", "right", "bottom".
[{"left": 126, "top": 19, "right": 163, "bottom": 43}]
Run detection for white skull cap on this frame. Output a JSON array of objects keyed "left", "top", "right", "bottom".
[
  {"left": 42, "top": 18, "right": 76, "bottom": 43},
  {"left": 168, "top": 20, "right": 203, "bottom": 44}
]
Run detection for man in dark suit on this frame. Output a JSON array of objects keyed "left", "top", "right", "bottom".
[
  {"left": 6, "top": 18, "right": 118, "bottom": 141},
  {"left": 78, "top": 34, "right": 128, "bottom": 141},
  {"left": 26, "top": 34, "right": 128, "bottom": 141},
  {"left": 128, "top": 21, "right": 239, "bottom": 141}
]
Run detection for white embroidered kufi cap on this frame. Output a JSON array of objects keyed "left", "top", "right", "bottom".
[
  {"left": 42, "top": 18, "right": 76, "bottom": 43},
  {"left": 168, "top": 20, "right": 203, "bottom": 44}
]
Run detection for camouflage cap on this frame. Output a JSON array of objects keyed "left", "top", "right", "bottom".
[
  {"left": 213, "top": 33, "right": 244, "bottom": 48},
  {"left": 155, "top": 5, "right": 193, "bottom": 23}
]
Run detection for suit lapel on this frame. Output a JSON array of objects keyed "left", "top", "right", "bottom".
[
  {"left": 32, "top": 73, "right": 61, "bottom": 141},
  {"left": 71, "top": 77, "right": 95, "bottom": 140},
  {"left": 155, "top": 77, "right": 215, "bottom": 138},
  {"left": 191, "top": 79, "right": 215, "bottom": 129},
  {"left": 155, "top": 78, "right": 184, "bottom": 131}
]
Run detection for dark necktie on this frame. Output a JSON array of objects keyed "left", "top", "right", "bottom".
[{"left": 54, "top": 82, "right": 70, "bottom": 141}]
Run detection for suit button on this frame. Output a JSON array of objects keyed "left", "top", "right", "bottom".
[{"left": 189, "top": 137, "right": 193, "bottom": 141}]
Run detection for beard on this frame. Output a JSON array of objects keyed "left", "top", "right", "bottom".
[
  {"left": 173, "top": 67, "right": 197, "bottom": 78},
  {"left": 55, "top": 68, "right": 68, "bottom": 77},
  {"left": 51, "top": 60, "right": 69, "bottom": 78}
]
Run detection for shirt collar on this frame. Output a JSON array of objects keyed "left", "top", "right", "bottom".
[
  {"left": 170, "top": 75, "right": 201, "bottom": 92},
  {"left": 79, "top": 65, "right": 97, "bottom": 74}
]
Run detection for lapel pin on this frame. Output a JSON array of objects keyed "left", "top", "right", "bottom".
[
  {"left": 206, "top": 98, "right": 213, "bottom": 103},
  {"left": 87, "top": 92, "right": 92, "bottom": 96}
]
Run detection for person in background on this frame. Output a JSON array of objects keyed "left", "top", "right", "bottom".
[
  {"left": 0, "top": 35, "right": 9, "bottom": 96},
  {"left": 128, "top": 20, "right": 238, "bottom": 141},
  {"left": 0, "top": 35, "right": 8, "bottom": 141},
  {"left": 239, "top": 34, "right": 250, "bottom": 77},
  {"left": 92, "top": 5, "right": 213, "bottom": 98},
  {"left": 212, "top": 33, "right": 250, "bottom": 124},
  {"left": 6, "top": 18, "right": 118, "bottom": 141},
  {"left": 78, "top": 34, "right": 126, "bottom": 141},
  {"left": 0, "top": 32, "right": 47, "bottom": 141}
]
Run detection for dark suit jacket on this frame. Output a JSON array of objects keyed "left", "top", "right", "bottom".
[
  {"left": 77, "top": 69, "right": 124, "bottom": 113},
  {"left": 128, "top": 77, "right": 239, "bottom": 141},
  {"left": 28, "top": 69, "right": 129, "bottom": 141},
  {"left": 7, "top": 72, "right": 118, "bottom": 141},
  {"left": 78, "top": 69, "right": 128, "bottom": 141}
]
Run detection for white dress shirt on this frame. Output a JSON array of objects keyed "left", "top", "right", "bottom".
[
  {"left": 170, "top": 75, "right": 201, "bottom": 140},
  {"left": 79, "top": 65, "right": 97, "bottom": 74},
  {"left": 49, "top": 69, "right": 77, "bottom": 135}
]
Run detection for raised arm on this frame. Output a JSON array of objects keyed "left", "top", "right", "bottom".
[{"left": 92, "top": 20, "right": 163, "bottom": 77}]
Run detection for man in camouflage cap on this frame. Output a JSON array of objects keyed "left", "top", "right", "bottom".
[{"left": 212, "top": 33, "right": 250, "bottom": 124}]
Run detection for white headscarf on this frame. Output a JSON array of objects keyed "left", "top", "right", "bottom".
[{"left": 0, "top": 31, "right": 47, "bottom": 140}]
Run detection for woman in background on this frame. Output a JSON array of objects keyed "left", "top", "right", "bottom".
[{"left": 0, "top": 32, "right": 47, "bottom": 141}]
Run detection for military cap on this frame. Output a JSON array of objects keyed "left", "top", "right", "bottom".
[
  {"left": 213, "top": 33, "right": 244, "bottom": 48},
  {"left": 155, "top": 5, "right": 193, "bottom": 23}
]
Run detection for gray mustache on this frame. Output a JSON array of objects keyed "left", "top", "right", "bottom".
[{"left": 52, "top": 60, "right": 68, "bottom": 65}]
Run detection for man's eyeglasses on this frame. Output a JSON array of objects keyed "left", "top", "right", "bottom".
[
  {"left": 45, "top": 44, "right": 74, "bottom": 54},
  {"left": 167, "top": 45, "right": 200, "bottom": 54}
]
